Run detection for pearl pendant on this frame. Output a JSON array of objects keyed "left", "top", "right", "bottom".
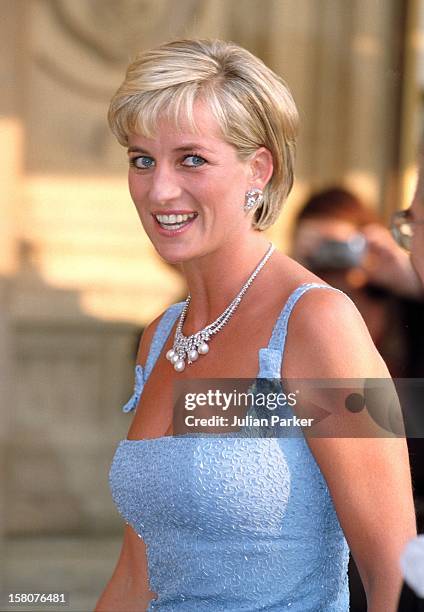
[
  {"left": 174, "top": 359, "right": 185, "bottom": 372},
  {"left": 188, "top": 349, "right": 199, "bottom": 362},
  {"left": 171, "top": 353, "right": 179, "bottom": 365},
  {"left": 198, "top": 342, "right": 209, "bottom": 355},
  {"left": 166, "top": 349, "right": 175, "bottom": 361}
]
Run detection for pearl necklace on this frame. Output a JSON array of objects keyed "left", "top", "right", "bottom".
[{"left": 166, "top": 243, "right": 275, "bottom": 372}]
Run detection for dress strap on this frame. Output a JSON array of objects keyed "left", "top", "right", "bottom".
[
  {"left": 144, "top": 302, "right": 185, "bottom": 378},
  {"left": 122, "top": 302, "right": 185, "bottom": 413},
  {"left": 257, "top": 283, "right": 343, "bottom": 379}
]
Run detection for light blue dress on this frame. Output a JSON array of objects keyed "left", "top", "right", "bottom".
[{"left": 109, "top": 283, "right": 350, "bottom": 611}]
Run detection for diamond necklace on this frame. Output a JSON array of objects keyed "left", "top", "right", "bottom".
[{"left": 166, "top": 243, "right": 275, "bottom": 372}]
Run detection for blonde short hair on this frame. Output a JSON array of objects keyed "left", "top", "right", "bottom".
[{"left": 108, "top": 39, "right": 298, "bottom": 230}]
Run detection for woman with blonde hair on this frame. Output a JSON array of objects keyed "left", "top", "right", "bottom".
[{"left": 96, "top": 39, "right": 415, "bottom": 611}]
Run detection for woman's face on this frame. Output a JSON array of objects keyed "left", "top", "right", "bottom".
[{"left": 127, "top": 101, "right": 258, "bottom": 264}]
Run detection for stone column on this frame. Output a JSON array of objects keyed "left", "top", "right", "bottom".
[
  {"left": 344, "top": 0, "right": 401, "bottom": 210},
  {"left": 398, "top": 0, "right": 420, "bottom": 210}
]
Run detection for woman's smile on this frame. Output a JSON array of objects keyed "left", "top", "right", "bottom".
[{"left": 152, "top": 210, "right": 198, "bottom": 235}]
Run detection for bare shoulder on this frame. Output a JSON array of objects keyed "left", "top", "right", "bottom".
[{"left": 283, "top": 285, "right": 388, "bottom": 379}]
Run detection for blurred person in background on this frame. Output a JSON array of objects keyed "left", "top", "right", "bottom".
[
  {"left": 390, "top": 148, "right": 424, "bottom": 611},
  {"left": 391, "top": 147, "right": 424, "bottom": 286},
  {"left": 292, "top": 187, "right": 424, "bottom": 377}
]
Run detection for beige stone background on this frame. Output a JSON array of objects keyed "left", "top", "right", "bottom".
[{"left": 1, "top": 0, "right": 423, "bottom": 610}]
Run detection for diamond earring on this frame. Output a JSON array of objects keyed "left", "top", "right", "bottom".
[{"left": 244, "top": 188, "right": 264, "bottom": 212}]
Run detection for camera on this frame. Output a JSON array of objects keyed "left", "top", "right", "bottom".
[{"left": 306, "top": 234, "right": 367, "bottom": 270}]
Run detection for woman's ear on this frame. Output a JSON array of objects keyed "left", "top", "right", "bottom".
[{"left": 249, "top": 147, "right": 274, "bottom": 188}]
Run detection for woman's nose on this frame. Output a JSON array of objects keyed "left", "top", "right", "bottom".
[{"left": 149, "top": 165, "right": 182, "bottom": 204}]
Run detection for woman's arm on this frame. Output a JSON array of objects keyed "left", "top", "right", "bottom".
[
  {"left": 284, "top": 289, "right": 417, "bottom": 612},
  {"left": 95, "top": 524, "right": 156, "bottom": 611}
]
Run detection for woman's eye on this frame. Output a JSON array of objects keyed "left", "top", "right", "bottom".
[
  {"left": 182, "top": 155, "right": 206, "bottom": 167},
  {"left": 130, "top": 156, "right": 155, "bottom": 169}
]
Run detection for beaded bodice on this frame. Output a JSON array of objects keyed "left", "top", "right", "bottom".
[{"left": 109, "top": 284, "right": 350, "bottom": 611}]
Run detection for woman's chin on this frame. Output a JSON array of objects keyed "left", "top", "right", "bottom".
[{"left": 154, "top": 244, "right": 195, "bottom": 266}]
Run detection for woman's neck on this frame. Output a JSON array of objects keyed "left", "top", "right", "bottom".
[{"left": 180, "top": 232, "right": 271, "bottom": 333}]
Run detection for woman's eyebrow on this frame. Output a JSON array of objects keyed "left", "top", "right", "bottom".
[
  {"left": 173, "top": 144, "right": 214, "bottom": 153},
  {"left": 127, "top": 146, "right": 150, "bottom": 154},
  {"left": 127, "top": 144, "right": 215, "bottom": 155}
]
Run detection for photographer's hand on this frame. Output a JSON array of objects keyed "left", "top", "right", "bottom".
[{"left": 361, "top": 224, "right": 423, "bottom": 299}]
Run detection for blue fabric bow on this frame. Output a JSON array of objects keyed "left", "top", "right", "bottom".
[{"left": 122, "top": 364, "right": 145, "bottom": 413}]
